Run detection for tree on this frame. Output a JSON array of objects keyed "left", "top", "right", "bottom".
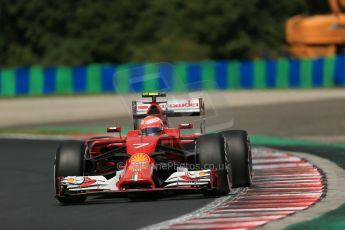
[{"left": 0, "top": 0, "right": 328, "bottom": 67}]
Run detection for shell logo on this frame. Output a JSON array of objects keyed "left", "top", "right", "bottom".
[
  {"left": 129, "top": 153, "right": 150, "bottom": 163},
  {"left": 199, "top": 171, "right": 206, "bottom": 176},
  {"left": 67, "top": 177, "right": 76, "bottom": 183}
]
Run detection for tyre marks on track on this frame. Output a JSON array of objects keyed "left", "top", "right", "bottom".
[{"left": 145, "top": 148, "right": 325, "bottom": 230}]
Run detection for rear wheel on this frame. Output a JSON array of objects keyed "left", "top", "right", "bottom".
[
  {"left": 221, "top": 130, "right": 252, "bottom": 187},
  {"left": 54, "top": 141, "right": 86, "bottom": 204},
  {"left": 196, "top": 133, "right": 231, "bottom": 196}
]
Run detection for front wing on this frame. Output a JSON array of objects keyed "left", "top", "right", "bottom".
[{"left": 57, "top": 169, "right": 218, "bottom": 197}]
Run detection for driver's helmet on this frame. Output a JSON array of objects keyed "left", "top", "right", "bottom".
[{"left": 139, "top": 115, "right": 164, "bottom": 136}]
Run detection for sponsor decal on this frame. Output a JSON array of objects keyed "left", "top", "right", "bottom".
[
  {"left": 80, "top": 177, "right": 97, "bottom": 187},
  {"left": 179, "top": 175, "right": 198, "bottom": 181},
  {"left": 178, "top": 171, "right": 208, "bottom": 181},
  {"left": 64, "top": 176, "right": 85, "bottom": 185},
  {"left": 129, "top": 162, "right": 149, "bottom": 172},
  {"left": 129, "top": 161, "right": 150, "bottom": 172},
  {"left": 129, "top": 153, "right": 150, "bottom": 163},
  {"left": 138, "top": 105, "right": 149, "bottom": 109},
  {"left": 164, "top": 101, "right": 199, "bottom": 108},
  {"left": 198, "top": 171, "right": 206, "bottom": 177},
  {"left": 161, "top": 100, "right": 199, "bottom": 109},
  {"left": 132, "top": 143, "right": 149, "bottom": 149},
  {"left": 129, "top": 153, "right": 151, "bottom": 172},
  {"left": 136, "top": 99, "right": 199, "bottom": 111},
  {"left": 132, "top": 173, "right": 139, "bottom": 181},
  {"left": 67, "top": 177, "right": 76, "bottom": 183}
]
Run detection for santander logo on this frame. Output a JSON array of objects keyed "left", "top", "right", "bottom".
[
  {"left": 162, "top": 100, "right": 199, "bottom": 109},
  {"left": 136, "top": 100, "right": 199, "bottom": 111}
]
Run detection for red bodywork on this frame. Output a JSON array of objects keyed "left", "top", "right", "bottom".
[{"left": 86, "top": 125, "right": 201, "bottom": 190}]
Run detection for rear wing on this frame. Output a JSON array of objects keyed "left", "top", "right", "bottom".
[{"left": 132, "top": 98, "right": 205, "bottom": 118}]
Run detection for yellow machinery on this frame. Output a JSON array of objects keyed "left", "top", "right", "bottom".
[{"left": 286, "top": 0, "right": 345, "bottom": 57}]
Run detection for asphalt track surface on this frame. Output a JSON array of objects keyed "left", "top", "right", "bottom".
[
  {"left": 0, "top": 139, "right": 336, "bottom": 230},
  {"left": 1, "top": 98, "right": 344, "bottom": 230},
  {"left": 0, "top": 139, "right": 218, "bottom": 230}
]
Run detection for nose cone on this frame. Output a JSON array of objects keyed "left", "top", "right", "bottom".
[{"left": 118, "top": 153, "right": 155, "bottom": 190}]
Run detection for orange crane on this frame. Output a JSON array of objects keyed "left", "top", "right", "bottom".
[{"left": 286, "top": 0, "right": 345, "bottom": 58}]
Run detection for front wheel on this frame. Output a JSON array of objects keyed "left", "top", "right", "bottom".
[
  {"left": 54, "top": 141, "right": 87, "bottom": 204},
  {"left": 196, "top": 133, "right": 231, "bottom": 196},
  {"left": 221, "top": 130, "right": 252, "bottom": 187}
]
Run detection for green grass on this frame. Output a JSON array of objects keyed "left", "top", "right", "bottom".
[
  {"left": 284, "top": 204, "right": 345, "bottom": 230},
  {"left": 251, "top": 135, "right": 345, "bottom": 149}
]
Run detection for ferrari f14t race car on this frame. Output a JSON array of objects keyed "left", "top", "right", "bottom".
[{"left": 54, "top": 92, "right": 252, "bottom": 204}]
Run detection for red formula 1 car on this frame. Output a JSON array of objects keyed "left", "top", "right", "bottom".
[{"left": 54, "top": 92, "right": 252, "bottom": 204}]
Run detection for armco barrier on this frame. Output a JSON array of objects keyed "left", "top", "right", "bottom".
[{"left": 0, "top": 56, "right": 344, "bottom": 96}]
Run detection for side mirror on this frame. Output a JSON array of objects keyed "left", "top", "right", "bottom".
[
  {"left": 107, "top": 127, "right": 121, "bottom": 133},
  {"left": 178, "top": 123, "right": 193, "bottom": 129},
  {"left": 107, "top": 127, "right": 122, "bottom": 137}
]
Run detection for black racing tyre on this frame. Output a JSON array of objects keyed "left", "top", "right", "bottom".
[
  {"left": 54, "top": 141, "right": 86, "bottom": 204},
  {"left": 221, "top": 130, "right": 252, "bottom": 187},
  {"left": 196, "top": 133, "right": 231, "bottom": 196}
]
